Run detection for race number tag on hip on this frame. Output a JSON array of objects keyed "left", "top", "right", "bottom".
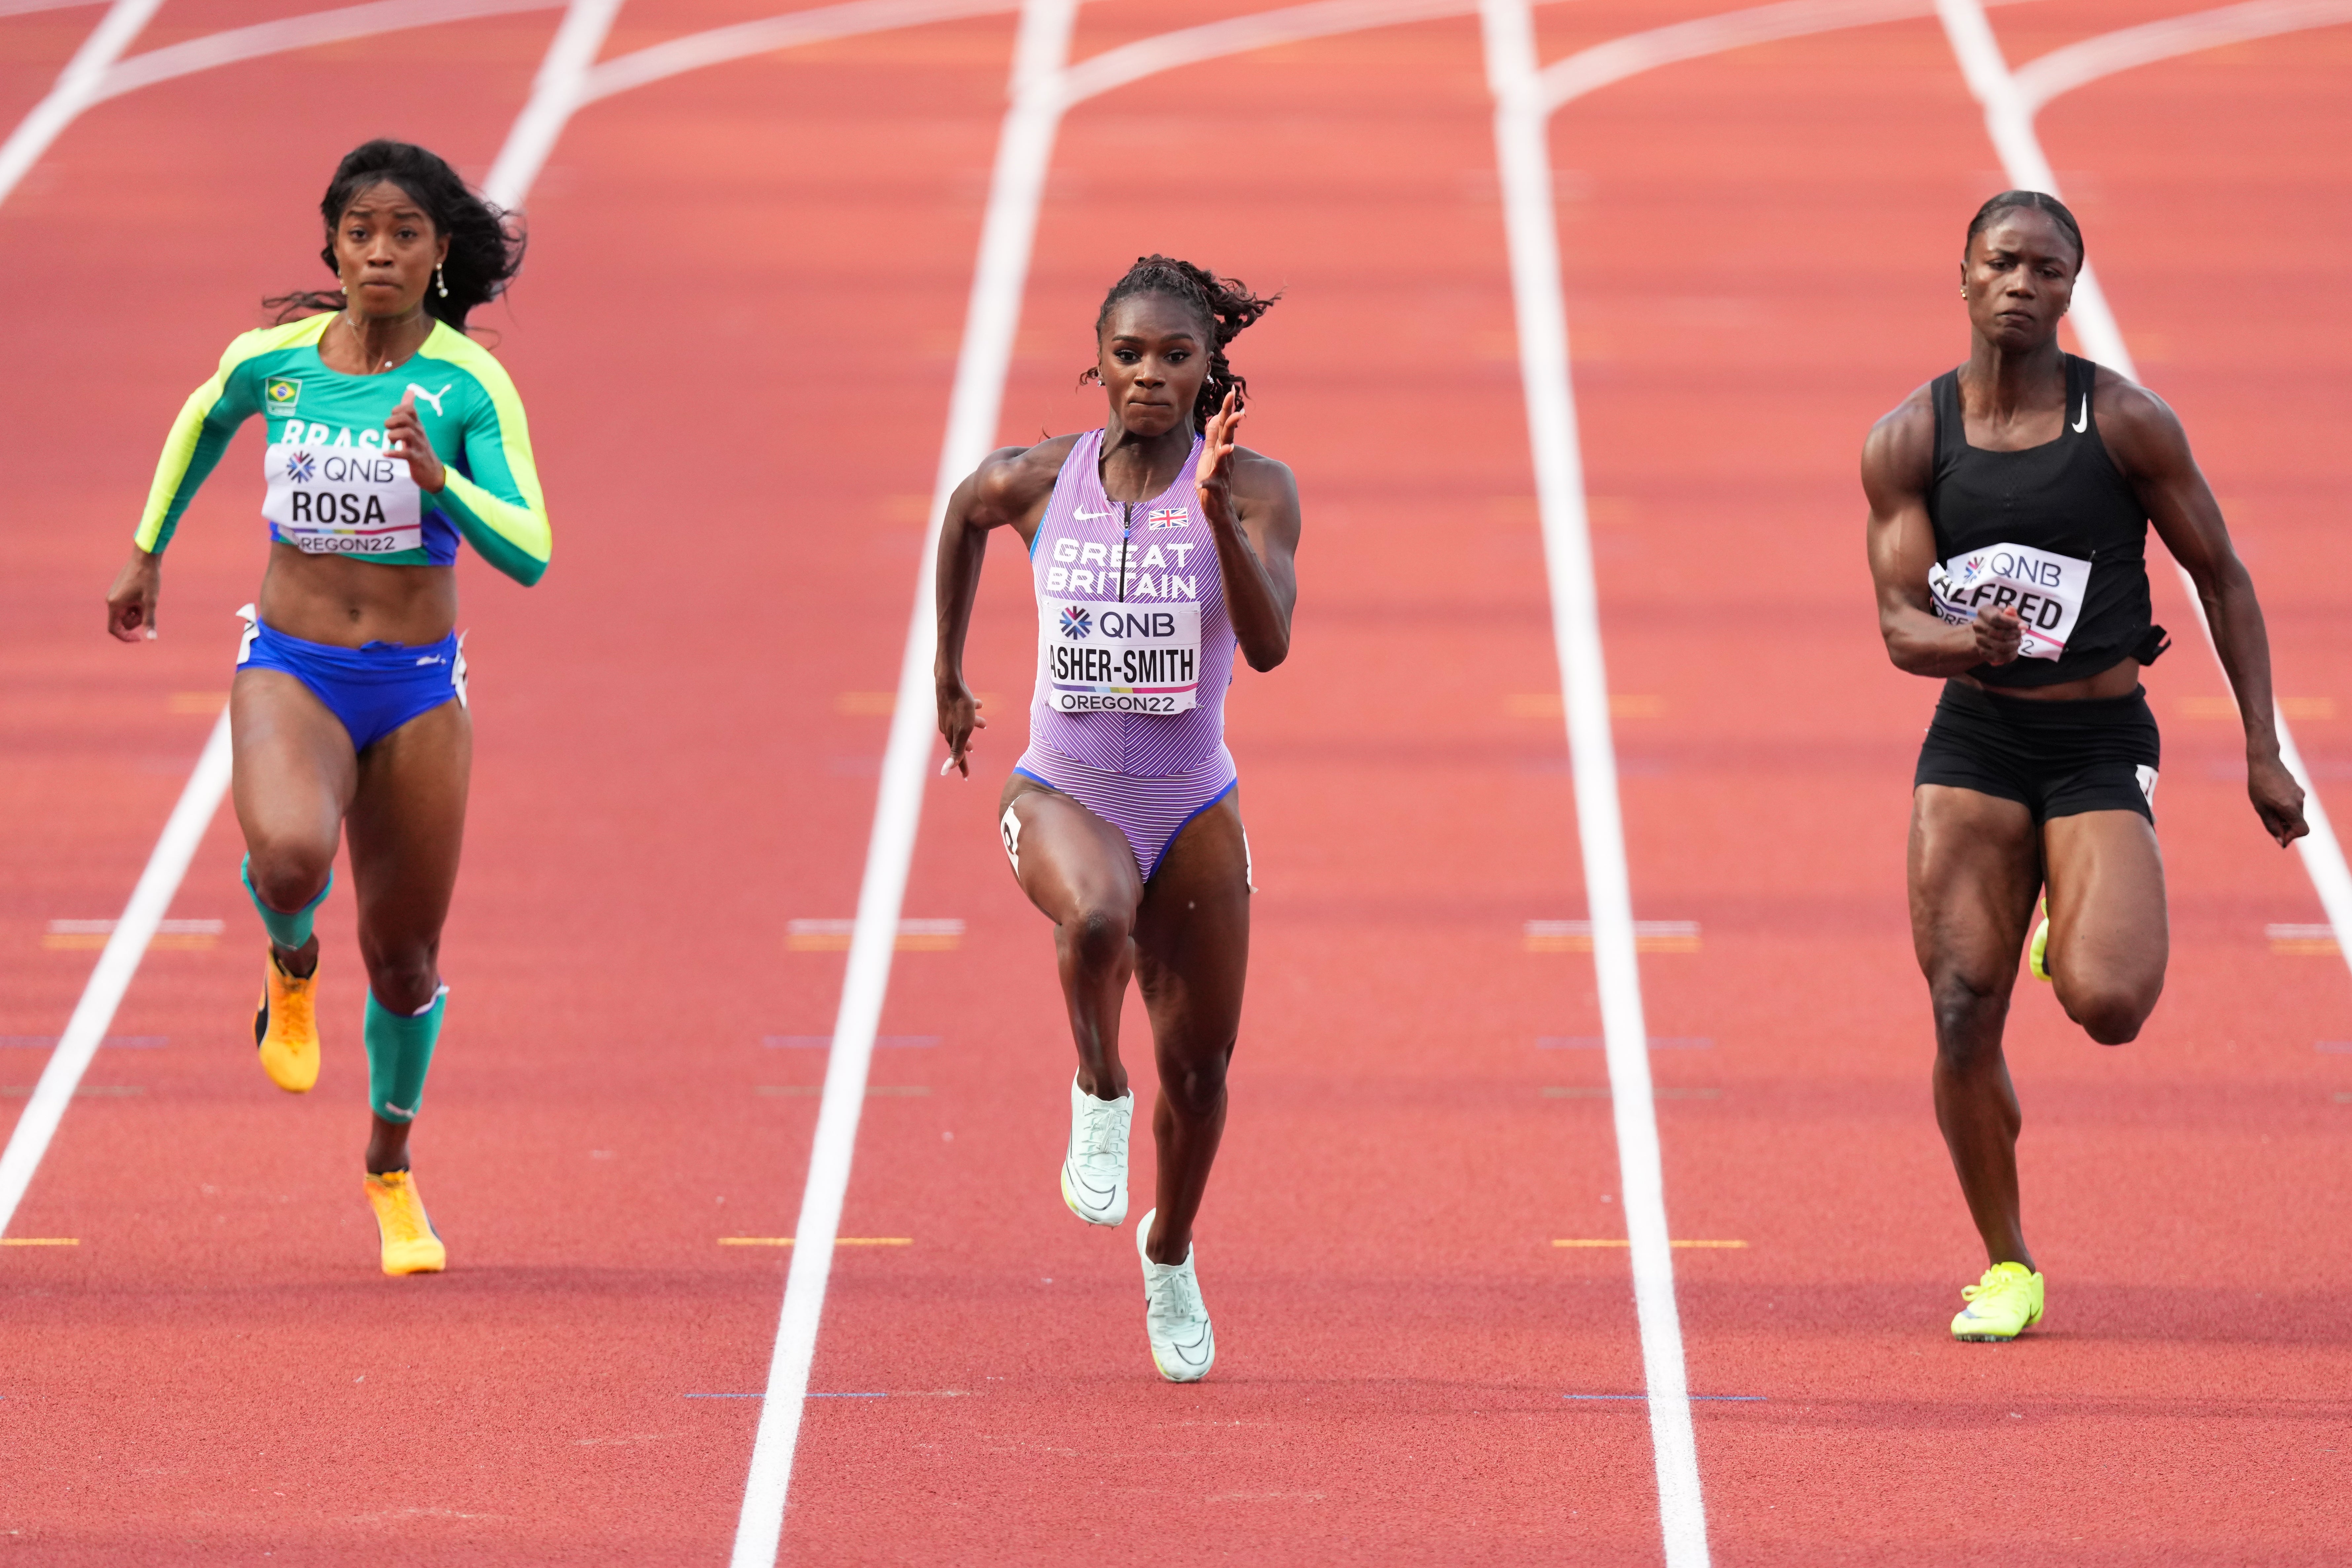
[
  {"left": 262, "top": 442, "right": 422, "bottom": 556},
  {"left": 1929, "top": 541, "right": 2091, "bottom": 662},
  {"left": 1038, "top": 598, "right": 1202, "bottom": 714}
]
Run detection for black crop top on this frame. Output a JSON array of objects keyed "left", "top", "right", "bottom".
[{"left": 1926, "top": 354, "right": 2165, "bottom": 688}]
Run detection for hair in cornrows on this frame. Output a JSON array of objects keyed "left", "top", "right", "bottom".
[
  {"left": 266, "top": 139, "right": 525, "bottom": 331},
  {"left": 1965, "top": 190, "right": 2085, "bottom": 271},
  {"left": 1087, "top": 255, "right": 1280, "bottom": 433}
]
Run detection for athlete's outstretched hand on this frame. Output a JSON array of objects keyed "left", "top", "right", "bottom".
[
  {"left": 106, "top": 548, "right": 161, "bottom": 641},
  {"left": 1971, "top": 604, "right": 2023, "bottom": 666},
  {"left": 2249, "top": 753, "right": 2308, "bottom": 847},
  {"left": 1195, "top": 388, "right": 1245, "bottom": 528},
  {"left": 385, "top": 392, "right": 446, "bottom": 493},
  {"left": 937, "top": 684, "right": 985, "bottom": 778}
]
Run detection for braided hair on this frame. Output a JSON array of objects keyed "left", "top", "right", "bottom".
[
  {"left": 1965, "top": 190, "right": 2084, "bottom": 272},
  {"left": 267, "top": 139, "right": 524, "bottom": 330},
  {"left": 1085, "top": 255, "right": 1279, "bottom": 432}
]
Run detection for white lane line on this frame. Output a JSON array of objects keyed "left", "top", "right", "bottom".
[
  {"left": 725, "top": 6, "right": 1075, "bottom": 1557},
  {"left": 1481, "top": 3, "right": 1708, "bottom": 1563},
  {"left": 1939, "top": 0, "right": 2352, "bottom": 991},
  {"left": 0, "top": 0, "right": 604, "bottom": 1230},
  {"left": 2013, "top": 0, "right": 2352, "bottom": 112},
  {"left": 482, "top": 0, "right": 624, "bottom": 207},
  {"left": 0, "top": 0, "right": 567, "bottom": 216},
  {"left": 0, "top": 713, "right": 230, "bottom": 1238},
  {"left": 0, "top": 0, "right": 101, "bottom": 17},
  {"left": 93, "top": 0, "right": 559, "bottom": 105},
  {"left": 0, "top": 0, "right": 161, "bottom": 209}
]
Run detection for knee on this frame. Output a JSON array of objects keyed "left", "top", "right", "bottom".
[
  {"left": 1929, "top": 970, "right": 2008, "bottom": 1063},
  {"left": 360, "top": 940, "right": 440, "bottom": 1014},
  {"left": 1161, "top": 1046, "right": 1232, "bottom": 1118},
  {"left": 1065, "top": 903, "right": 1133, "bottom": 969},
  {"left": 246, "top": 839, "right": 332, "bottom": 913},
  {"left": 2060, "top": 982, "right": 2157, "bottom": 1047}
]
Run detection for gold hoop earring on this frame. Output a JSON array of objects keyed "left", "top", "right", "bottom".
[{"left": 435, "top": 263, "right": 448, "bottom": 299}]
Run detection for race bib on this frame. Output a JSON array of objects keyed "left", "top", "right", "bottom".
[
  {"left": 1037, "top": 598, "right": 1201, "bottom": 714},
  {"left": 262, "top": 442, "right": 422, "bottom": 556},
  {"left": 1929, "top": 541, "right": 2091, "bottom": 662}
]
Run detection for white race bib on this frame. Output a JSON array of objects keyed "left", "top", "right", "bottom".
[
  {"left": 1929, "top": 541, "right": 2091, "bottom": 662},
  {"left": 1037, "top": 598, "right": 1201, "bottom": 714},
  {"left": 262, "top": 442, "right": 422, "bottom": 556}
]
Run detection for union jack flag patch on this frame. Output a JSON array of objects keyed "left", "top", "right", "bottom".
[{"left": 1145, "top": 507, "right": 1189, "bottom": 530}]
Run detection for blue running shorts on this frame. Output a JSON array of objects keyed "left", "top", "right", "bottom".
[{"left": 235, "top": 604, "right": 466, "bottom": 752}]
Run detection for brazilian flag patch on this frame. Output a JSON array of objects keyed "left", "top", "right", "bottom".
[{"left": 264, "top": 377, "right": 302, "bottom": 416}]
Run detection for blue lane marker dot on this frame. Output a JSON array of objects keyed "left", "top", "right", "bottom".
[{"left": 1562, "top": 1401, "right": 1769, "bottom": 1410}]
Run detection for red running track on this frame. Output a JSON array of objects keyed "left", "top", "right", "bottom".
[{"left": 0, "top": 0, "right": 2347, "bottom": 1562}]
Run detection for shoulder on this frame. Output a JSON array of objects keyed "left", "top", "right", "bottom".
[
  {"left": 417, "top": 323, "right": 524, "bottom": 413},
  {"left": 973, "top": 434, "right": 1081, "bottom": 510},
  {"left": 1861, "top": 379, "right": 1938, "bottom": 492},
  {"left": 2086, "top": 361, "right": 2188, "bottom": 473},
  {"left": 1227, "top": 446, "right": 1297, "bottom": 509},
  {"left": 216, "top": 313, "right": 330, "bottom": 375}
]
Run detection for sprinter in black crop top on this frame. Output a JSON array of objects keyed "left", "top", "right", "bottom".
[{"left": 1861, "top": 192, "right": 2306, "bottom": 1344}]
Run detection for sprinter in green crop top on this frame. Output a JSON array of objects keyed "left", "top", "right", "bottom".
[{"left": 103, "top": 140, "right": 549, "bottom": 1276}]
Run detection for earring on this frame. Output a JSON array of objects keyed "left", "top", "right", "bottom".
[{"left": 435, "top": 263, "right": 448, "bottom": 299}]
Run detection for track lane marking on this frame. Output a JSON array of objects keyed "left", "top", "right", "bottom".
[
  {"left": 0, "top": 712, "right": 229, "bottom": 1240},
  {"left": 0, "top": 0, "right": 161, "bottom": 209},
  {"left": 1938, "top": 0, "right": 2352, "bottom": 998},
  {"left": 1481, "top": 2, "right": 1710, "bottom": 1558}
]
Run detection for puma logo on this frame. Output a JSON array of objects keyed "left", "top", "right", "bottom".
[{"left": 405, "top": 383, "right": 452, "bottom": 417}]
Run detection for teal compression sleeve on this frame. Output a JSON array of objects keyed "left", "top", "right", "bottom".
[
  {"left": 241, "top": 855, "right": 331, "bottom": 950},
  {"left": 363, "top": 987, "right": 446, "bottom": 1123}
]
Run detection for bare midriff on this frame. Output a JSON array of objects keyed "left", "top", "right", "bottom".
[
  {"left": 1958, "top": 657, "right": 2141, "bottom": 702},
  {"left": 254, "top": 542, "right": 457, "bottom": 647}
]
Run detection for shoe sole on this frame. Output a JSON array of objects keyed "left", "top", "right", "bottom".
[{"left": 1060, "top": 1163, "right": 1124, "bottom": 1226}]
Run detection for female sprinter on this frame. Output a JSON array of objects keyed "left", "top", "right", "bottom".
[
  {"left": 934, "top": 256, "right": 1298, "bottom": 1381},
  {"left": 1862, "top": 192, "right": 2305, "bottom": 1341},
  {"left": 105, "top": 140, "right": 549, "bottom": 1276}
]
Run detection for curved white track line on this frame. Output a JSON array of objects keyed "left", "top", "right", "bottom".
[
  {"left": 1941, "top": 0, "right": 2352, "bottom": 987},
  {"left": 483, "top": 0, "right": 623, "bottom": 207},
  {"left": 93, "top": 0, "right": 559, "bottom": 105},
  {"left": 0, "top": 0, "right": 100, "bottom": 18},
  {"left": 2015, "top": 0, "right": 2352, "bottom": 112},
  {"left": 0, "top": 0, "right": 160, "bottom": 209}
]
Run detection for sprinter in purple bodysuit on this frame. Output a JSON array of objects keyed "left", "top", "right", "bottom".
[{"left": 934, "top": 256, "right": 1299, "bottom": 1382}]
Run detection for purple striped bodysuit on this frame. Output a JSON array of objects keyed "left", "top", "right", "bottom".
[{"left": 1014, "top": 429, "right": 1237, "bottom": 880}]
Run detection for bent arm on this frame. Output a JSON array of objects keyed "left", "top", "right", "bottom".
[
  {"left": 933, "top": 442, "right": 1061, "bottom": 773},
  {"left": 437, "top": 377, "right": 550, "bottom": 587},
  {"left": 1207, "top": 454, "right": 1299, "bottom": 673},
  {"left": 135, "top": 350, "right": 260, "bottom": 556},
  {"left": 1862, "top": 398, "right": 2020, "bottom": 677},
  {"left": 2104, "top": 379, "right": 2305, "bottom": 843}
]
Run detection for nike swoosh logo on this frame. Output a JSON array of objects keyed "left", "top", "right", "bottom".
[
  {"left": 2071, "top": 399, "right": 2088, "bottom": 434},
  {"left": 1075, "top": 508, "right": 1112, "bottom": 520}
]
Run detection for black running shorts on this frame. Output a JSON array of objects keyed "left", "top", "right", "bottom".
[{"left": 1914, "top": 679, "right": 2160, "bottom": 823}]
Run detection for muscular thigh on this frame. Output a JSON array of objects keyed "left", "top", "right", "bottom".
[
  {"left": 1909, "top": 784, "right": 2041, "bottom": 986},
  {"left": 344, "top": 698, "right": 471, "bottom": 940},
  {"left": 2040, "top": 809, "right": 2165, "bottom": 993},
  {"left": 999, "top": 773, "right": 1143, "bottom": 925},
  {"left": 231, "top": 668, "right": 356, "bottom": 852},
  {"left": 1133, "top": 791, "right": 1250, "bottom": 1055}
]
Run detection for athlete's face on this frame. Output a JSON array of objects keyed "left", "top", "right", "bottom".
[
  {"left": 1096, "top": 294, "right": 1210, "bottom": 440},
  {"left": 333, "top": 180, "right": 448, "bottom": 320},
  {"left": 1961, "top": 209, "right": 2078, "bottom": 351}
]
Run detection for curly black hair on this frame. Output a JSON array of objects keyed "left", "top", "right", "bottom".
[
  {"left": 266, "top": 139, "right": 524, "bottom": 330},
  {"left": 1965, "top": 190, "right": 2084, "bottom": 272},
  {"left": 1084, "top": 255, "right": 1280, "bottom": 433}
]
